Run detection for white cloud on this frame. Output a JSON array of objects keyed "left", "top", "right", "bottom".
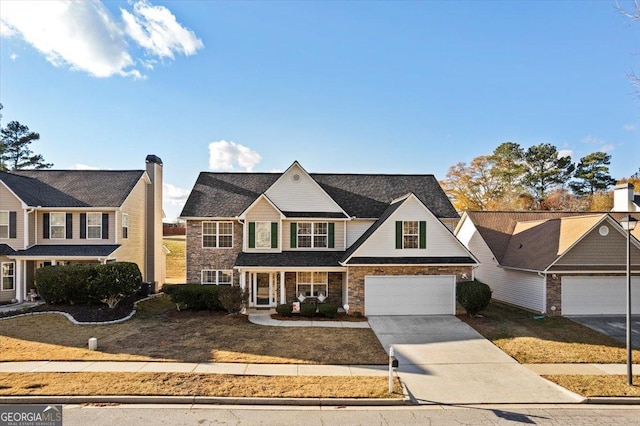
[
  {"left": 557, "top": 149, "right": 573, "bottom": 159},
  {"left": 269, "top": 169, "right": 283, "bottom": 173},
  {"left": 581, "top": 135, "right": 604, "bottom": 145},
  {"left": 9, "top": 53, "right": 17, "bottom": 61},
  {"left": 624, "top": 124, "right": 636, "bottom": 131},
  {"left": 72, "top": 163, "right": 100, "bottom": 170},
  {"left": 208, "top": 140, "right": 262, "bottom": 172},
  {"left": 600, "top": 144, "right": 615, "bottom": 152},
  {"left": 0, "top": 0, "right": 202, "bottom": 79},
  {"left": 121, "top": 0, "right": 203, "bottom": 59},
  {"left": 163, "top": 183, "right": 190, "bottom": 206}
]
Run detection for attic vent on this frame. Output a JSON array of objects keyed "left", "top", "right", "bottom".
[
  {"left": 599, "top": 225, "right": 609, "bottom": 237},
  {"left": 291, "top": 173, "right": 301, "bottom": 182}
]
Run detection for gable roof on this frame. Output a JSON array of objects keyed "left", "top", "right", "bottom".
[
  {"left": 465, "top": 211, "right": 640, "bottom": 271},
  {"left": 181, "top": 170, "right": 458, "bottom": 219},
  {"left": 1, "top": 170, "right": 146, "bottom": 208}
]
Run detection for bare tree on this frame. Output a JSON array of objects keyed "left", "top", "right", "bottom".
[{"left": 617, "top": 0, "right": 640, "bottom": 94}]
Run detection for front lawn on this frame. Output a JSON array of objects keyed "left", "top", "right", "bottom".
[
  {"left": 544, "top": 375, "right": 640, "bottom": 397},
  {"left": 459, "top": 301, "right": 640, "bottom": 364},
  {"left": 0, "top": 296, "right": 387, "bottom": 365}
]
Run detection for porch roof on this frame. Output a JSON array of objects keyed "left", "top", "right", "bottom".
[
  {"left": 235, "top": 251, "right": 345, "bottom": 268},
  {"left": 0, "top": 244, "right": 15, "bottom": 256},
  {"left": 10, "top": 244, "right": 120, "bottom": 258}
]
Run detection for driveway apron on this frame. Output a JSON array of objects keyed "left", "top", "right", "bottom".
[{"left": 368, "top": 315, "right": 583, "bottom": 405}]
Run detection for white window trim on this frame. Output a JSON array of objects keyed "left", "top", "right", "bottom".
[
  {"left": 201, "top": 269, "right": 233, "bottom": 285},
  {"left": 86, "top": 212, "right": 103, "bottom": 240},
  {"left": 296, "top": 271, "right": 329, "bottom": 297},
  {"left": 296, "top": 222, "right": 328, "bottom": 249},
  {"left": 0, "top": 211, "right": 8, "bottom": 240},
  {"left": 202, "top": 221, "right": 234, "bottom": 249},
  {"left": 1, "top": 262, "right": 14, "bottom": 291},
  {"left": 50, "top": 212, "right": 66, "bottom": 240},
  {"left": 255, "top": 221, "right": 272, "bottom": 249},
  {"left": 402, "top": 220, "right": 419, "bottom": 249},
  {"left": 122, "top": 213, "right": 129, "bottom": 239}
]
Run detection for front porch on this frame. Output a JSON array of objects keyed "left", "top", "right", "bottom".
[{"left": 237, "top": 269, "right": 347, "bottom": 309}]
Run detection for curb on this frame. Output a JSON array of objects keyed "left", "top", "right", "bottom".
[
  {"left": 0, "top": 293, "right": 163, "bottom": 326},
  {"left": 0, "top": 395, "right": 411, "bottom": 406},
  {"left": 585, "top": 397, "right": 640, "bottom": 405}
]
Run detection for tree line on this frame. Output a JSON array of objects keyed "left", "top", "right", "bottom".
[
  {"left": 0, "top": 104, "right": 52, "bottom": 170},
  {"left": 440, "top": 141, "right": 637, "bottom": 212}
]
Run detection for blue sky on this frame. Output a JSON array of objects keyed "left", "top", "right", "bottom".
[{"left": 1, "top": 0, "right": 639, "bottom": 220}]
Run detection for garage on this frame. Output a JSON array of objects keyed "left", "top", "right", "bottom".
[
  {"left": 364, "top": 275, "right": 456, "bottom": 315},
  {"left": 561, "top": 276, "right": 640, "bottom": 315}
]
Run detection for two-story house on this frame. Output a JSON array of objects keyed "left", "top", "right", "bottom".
[
  {"left": 180, "top": 161, "right": 477, "bottom": 316},
  {"left": 0, "top": 155, "right": 165, "bottom": 303}
]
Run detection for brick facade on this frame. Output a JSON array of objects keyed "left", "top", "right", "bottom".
[
  {"left": 347, "top": 265, "right": 473, "bottom": 315},
  {"left": 186, "top": 220, "right": 243, "bottom": 285}
]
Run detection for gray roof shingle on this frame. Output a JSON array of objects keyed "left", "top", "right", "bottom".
[
  {"left": 12, "top": 245, "right": 120, "bottom": 257},
  {"left": 2, "top": 170, "right": 145, "bottom": 207},
  {"left": 235, "top": 251, "right": 345, "bottom": 267},
  {"left": 181, "top": 172, "right": 458, "bottom": 219}
]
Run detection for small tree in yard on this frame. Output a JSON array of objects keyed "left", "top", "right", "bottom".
[
  {"left": 456, "top": 280, "right": 492, "bottom": 317},
  {"left": 218, "top": 285, "right": 249, "bottom": 315},
  {"left": 88, "top": 262, "right": 142, "bottom": 309}
]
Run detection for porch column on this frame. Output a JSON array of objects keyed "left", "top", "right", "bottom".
[
  {"left": 239, "top": 270, "right": 246, "bottom": 291},
  {"left": 280, "top": 271, "right": 285, "bottom": 304},
  {"left": 15, "top": 260, "right": 23, "bottom": 302}
]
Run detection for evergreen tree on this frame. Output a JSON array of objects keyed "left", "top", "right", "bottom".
[
  {"left": 522, "top": 143, "right": 575, "bottom": 206},
  {"left": 569, "top": 152, "right": 616, "bottom": 196},
  {"left": 0, "top": 121, "right": 52, "bottom": 170}
]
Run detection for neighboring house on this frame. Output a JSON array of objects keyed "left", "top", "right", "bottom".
[
  {"left": 455, "top": 211, "right": 640, "bottom": 316},
  {"left": 180, "top": 161, "right": 477, "bottom": 316},
  {"left": 612, "top": 183, "right": 640, "bottom": 212},
  {"left": 0, "top": 155, "right": 165, "bottom": 303}
]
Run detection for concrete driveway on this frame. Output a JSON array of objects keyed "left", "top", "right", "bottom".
[
  {"left": 568, "top": 315, "right": 640, "bottom": 348},
  {"left": 368, "top": 315, "right": 583, "bottom": 405}
]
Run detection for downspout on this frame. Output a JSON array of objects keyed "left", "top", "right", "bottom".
[{"left": 538, "top": 271, "right": 548, "bottom": 315}]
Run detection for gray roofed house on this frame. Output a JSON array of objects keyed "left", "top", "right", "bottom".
[
  {"left": 181, "top": 161, "right": 477, "bottom": 316},
  {"left": 0, "top": 155, "right": 166, "bottom": 303}
]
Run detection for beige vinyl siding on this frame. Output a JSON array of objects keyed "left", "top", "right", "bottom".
[
  {"left": 0, "top": 184, "right": 25, "bottom": 250},
  {"left": 346, "top": 220, "right": 375, "bottom": 247},
  {"left": 554, "top": 225, "right": 640, "bottom": 267},
  {"left": 245, "top": 198, "right": 281, "bottom": 253},
  {"left": 36, "top": 211, "right": 117, "bottom": 244},
  {"left": 114, "top": 177, "right": 147, "bottom": 277},
  {"left": 28, "top": 210, "right": 36, "bottom": 246},
  {"left": 283, "top": 220, "right": 345, "bottom": 251},
  {"left": 353, "top": 196, "right": 470, "bottom": 258},
  {"left": 456, "top": 218, "right": 546, "bottom": 313},
  {"left": 265, "top": 163, "right": 344, "bottom": 214}
]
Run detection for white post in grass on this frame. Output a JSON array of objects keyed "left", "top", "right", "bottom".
[{"left": 389, "top": 346, "right": 394, "bottom": 394}]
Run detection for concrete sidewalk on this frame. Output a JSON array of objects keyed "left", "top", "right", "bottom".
[{"left": 247, "top": 311, "right": 370, "bottom": 328}]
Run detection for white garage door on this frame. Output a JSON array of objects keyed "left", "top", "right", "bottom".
[
  {"left": 562, "top": 276, "right": 640, "bottom": 315},
  {"left": 364, "top": 275, "right": 455, "bottom": 315}
]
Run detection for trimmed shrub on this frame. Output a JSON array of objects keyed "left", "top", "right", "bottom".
[
  {"left": 318, "top": 303, "right": 338, "bottom": 318},
  {"left": 218, "top": 285, "right": 249, "bottom": 314},
  {"left": 162, "top": 284, "right": 222, "bottom": 311},
  {"left": 87, "top": 262, "right": 142, "bottom": 308},
  {"left": 276, "top": 304, "right": 293, "bottom": 317},
  {"left": 300, "top": 302, "right": 316, "bottom": 318},
  {"left": 35, "top": 266, "right": 75, "bottom": 304},
  {"left": 456, "top": 280, "right": 492, "bottom": 317}
]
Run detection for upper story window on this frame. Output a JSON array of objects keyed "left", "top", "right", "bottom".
[
  {"left": 202, "top": 221, "right": 233, "bottom": 248},
  {"left": 255, "top": 222, "right": 271, "bottom": 249},
  {"left": 396, "top": 220, "right": 426, "bottom": 249},
  {"left": 298, "top": 222, "right": 328, "bottom": 248},
  {"left": 0, "top": 212, "right": 8, "bottom": 239},
  {"left": 87, "top": 212, "right": 102, "bottom": 239},
  {"left": 122, "top": 213, "right": 129, "bottom": 239},
  {"left": 50, "top": 212, "right": 66, "bottom": 239}
]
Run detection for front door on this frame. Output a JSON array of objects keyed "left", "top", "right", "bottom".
[{"left": 253, "top": 272, "right": 272, "bottom": 307}]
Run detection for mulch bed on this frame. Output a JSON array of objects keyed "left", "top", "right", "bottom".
[
  {"left": 271, "top": 313, "right": 368, "bottom": 322},
  {"left": 0, "top": 295, "right": 146, "bottom": 323}
]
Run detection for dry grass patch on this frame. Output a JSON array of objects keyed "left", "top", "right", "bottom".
[
  {"left": 0, "top": 296, "right": 387, "bottom": 365},
  {"left": 0, "top": 373, "right": 402, "bottom": 398},
  {"left": 459, "top": 302, "right": 640, "bottom": 364},
  {"left": 544, "top": 375, "right": 640, "bottom": 397},
  {"left": 164, "top": 236, "right": 186, "bottom": 284}
]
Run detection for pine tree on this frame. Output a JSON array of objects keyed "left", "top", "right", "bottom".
[{"left": 0, "top": 121, "right": 52, "bottom": 170}]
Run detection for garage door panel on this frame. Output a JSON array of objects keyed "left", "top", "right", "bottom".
[
  {"left": 365, "top": 275, "right": 455, "bottom": 316},
  {"left": 562, "top": 276, "right": 640, "bottom": 316}
]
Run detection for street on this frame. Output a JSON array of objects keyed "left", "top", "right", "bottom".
[{"left": 62, "top": 404, "right": 640, "bottom": 425}]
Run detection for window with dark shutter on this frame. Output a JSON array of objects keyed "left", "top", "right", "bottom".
[
  {"left": 290, "top": 223, "right": 297, "bottom": 248},
  {"left": 271, "top": 222, "right": 278, "bottom": 248},
  {"left": 43, "top": 213, "right": 50, "bottom": 239},
  {"left": 80, "top": 213, "right": 86, "bottom": 239},
  {"left": 395, "top": 221, "right": 402, "bottom": 249},
  {"left": 419, "top": 221, "right": 427, "bottom": 249},
  {"left": 9, "top": 212, "right": 16, "bottom": 239},
  {"left": 328, "top": 223, "right": 335, "bottom": 248},
  {"left": 248, "top": 222, "right": 256, "bottom": 249},
  {"left": 66, "top": 213, "right": 73, "bottom": 239},
  {"left": 102, "top": 213, "right": 109, "bottom": 239}
]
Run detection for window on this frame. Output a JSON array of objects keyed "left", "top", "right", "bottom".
[
  {"left": 0, "top": 212, "right": 8, "bottom": 239},
  {"left": 201, "top": 270, "right": 233, "bottom": 285},
  {"left": 255, "top": 222, "right": 271, "bottom": 249},
  {"left": 1, "top": 262, "right": 14, "bottom": 291},
  {"left": 87, "top": 212, "right": 102, "bottom": 239},
  {"left": 403, "top": 221, "right": 419, "bottom": 249},
  {"left": 202, "top": 222, "right": 234, "bottom": 248},
  {"left": 122, "top": 213, "right": 129, "bottom": 239},
  {"left": 50, "top": 212, "right": 66, "bottom": 239},
  {"left": 297, "top": 222, "right": 328, "bottom": 248},
  {"left": 296, "top": 271, "right": 328, "bottom": 297}
]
